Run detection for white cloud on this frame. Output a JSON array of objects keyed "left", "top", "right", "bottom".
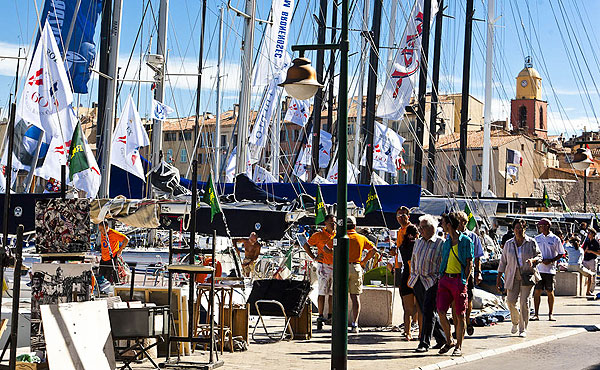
[{"left": 546, "top": 111, "right": 600, "bottom": 136}]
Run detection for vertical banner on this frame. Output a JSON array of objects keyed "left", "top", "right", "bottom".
[
  {"left": 40, "top": 0, "right": 103, "bottom": 94},
  {"left": 376, "top": 0, "right": 438, "bottom": 120},
  {"left": 249, "top": 80, "right": 281, "bottom": 147},
  {"left": 253, "top": 0, "right": 295, "bottom": 86}
]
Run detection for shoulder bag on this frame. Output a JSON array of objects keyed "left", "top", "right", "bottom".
[{"left": 513, "top": 241, "right": 541, "bottom": 286}]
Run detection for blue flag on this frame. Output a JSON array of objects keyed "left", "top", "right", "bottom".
[{"left": 39, "top": 0, "right": 103, "bottom": 94}]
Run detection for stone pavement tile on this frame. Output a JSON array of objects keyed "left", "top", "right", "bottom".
[{"left": 130, "top": 296, "right": 600, "bottom": 370}]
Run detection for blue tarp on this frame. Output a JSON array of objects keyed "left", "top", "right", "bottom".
[{"left": 109, "top": 157, "right": 421, "bottom": 214}]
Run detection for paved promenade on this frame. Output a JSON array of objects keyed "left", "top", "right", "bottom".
[{"left": 131, "top": 294, "right": 600, "bottom": 369}]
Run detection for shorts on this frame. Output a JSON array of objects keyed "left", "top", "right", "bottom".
[
  {"left": 436, "top": 275, "right": 468, "bottom": 315},
  {"left": 467, "top": 275, "right": 474, "bottom": 300},
  {"left": 400, "top": 270, "right": 414, "bottom": 296},
  {"left": 348, "top": 263, "right": 363, "bottom": 295},
  {"left": 534, "top": 272, "right": 555, "bottom": 292},
  {"left": 242, "top": 258, "right": 256, "bottom": 277},
  {"left": 583, "top": 259, "right": 597, "bottom": 274},
  {"left": 317, "top": 263, "right": 334, "bottom": 296}
]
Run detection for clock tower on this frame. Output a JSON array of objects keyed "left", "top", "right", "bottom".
[{"left": 510, "top": 57, "right": 548, "bottom": 138}]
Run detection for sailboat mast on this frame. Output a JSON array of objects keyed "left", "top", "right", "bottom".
[
  {"left": 236, "top": 0, "right": 256, "bottom": 174},
  {"left": 361, "top": 0, "right": 383, "bottom": 185},
  {"left": 413, "top": 0, "right": 432, "bottom": 186},
  {"left": 353, "top": 0, "right": 369, "bottom": 171},
  {"left": 481, "top": 0, "right": 494, "bottom": 195},
  {"left": 458, "top": 0, "right": 474, "bottom": 196},
  {"left": 215, "top": 6, "right": 224, "bottom": 181},
  {"left": 194, "top": 0, "right": 207, "bottom": 178},
  {"left": 98, "top": 0, "right": 123, "bottom": 198},
  {"left": 151, "top": 0, "right": 169, "bottom": 185},
  {"left": 426, "top": 0, "right": 444, "bottom": 193},
  {"left": 311, "top": 0, "right": 327, "bottom": 180}
]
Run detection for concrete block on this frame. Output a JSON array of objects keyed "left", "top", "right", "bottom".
[
  {"left": 347, "top": 286, "right": 403, "bottom": 327},
  {"left": 555, "top": 271, "right": 580, "bottom": 296}
]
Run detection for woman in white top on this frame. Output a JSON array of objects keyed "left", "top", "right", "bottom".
[{"left": 496, "top": 219, "right": 542, "bottom": 337}]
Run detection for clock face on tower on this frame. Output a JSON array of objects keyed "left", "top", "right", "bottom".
[{"left": 521, "top": 79, "right": 528, "bottom": 87}]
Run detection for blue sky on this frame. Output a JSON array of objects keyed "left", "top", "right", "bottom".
[{"left": 0, "top": 0, "right": 599, "bottom": 138}]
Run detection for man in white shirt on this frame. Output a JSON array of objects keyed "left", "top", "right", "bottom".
[{"left": 532, "top": 218, "right": 565, "bottom": 321}]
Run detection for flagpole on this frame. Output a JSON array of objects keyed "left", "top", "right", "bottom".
[
  {"left": 99, "top": 0, "right": 123, "bottom": 198},
  {"left": 504, "top": 148, "right": 508, "bottom": 198}
]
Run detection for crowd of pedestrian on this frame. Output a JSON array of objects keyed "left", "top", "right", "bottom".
[{"left": 301, "top": 207, "right": 599, "bottom": 357}]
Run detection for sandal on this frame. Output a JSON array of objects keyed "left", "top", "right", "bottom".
[
  {"left": 438, "top": 342, "right": 455, "bottom": 355},
  {"left": 530, "top": 316, "right": 539, "bottom": 321},
  {"left": 451, "top": 348, "right": 462, "bottom": 357}
]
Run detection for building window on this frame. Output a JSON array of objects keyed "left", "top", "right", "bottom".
[
  {"left": 198, "top": 153, "right": 204, "bottom": 164},
  {"left": 280, "top": 130, "right": 287, "bottom": 142},
  {"left": 447, "top": 165, "right": 459, "bottom": 181},
  {"left": 519, "top": 106, "right": 527, "bottom": 129},
  {"left": 521, "top": 144, "right": 525, "bottom": 151},
  {"left": 348, "top": 124, "right": 354, "bottom": 135},
  {"left": 164, "top": 132, "right": 177, "bottom": 141},
  {"left": 293, "top": 129, "right": 300, "bottom": 141},
  {"left": 179, "top": 132, "right": 192, "bottom": 141},
  {"left": 180, "top": 149, "right": 188, "bottom": 163},
  {"left": 472, "top": 164, "right": 482, "bottom": 182},
  {"left": 166, "top": 149, "right": 173, "bottom": 163},
  {"left": 221, "top": 134, "right": 227, "bottom": 148},
  {"left": 539, "top": 107, "right": 544, "bottom": 129}
]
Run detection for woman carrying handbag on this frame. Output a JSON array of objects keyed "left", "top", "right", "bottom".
[{"left": 496, "top": 219, "right": 542, "bottom": 337}]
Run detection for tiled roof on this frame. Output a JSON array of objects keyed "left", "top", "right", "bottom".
[{"left": 424, "top": 130, "right": 523, "bottom": 150}]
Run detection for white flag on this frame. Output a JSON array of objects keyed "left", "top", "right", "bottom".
[
  {"left": 312, "top": 175, "right": 333, "bottom": 184},
  {"left": 18, "top": 19, "right": 73, "bottom": 135},
  {"left": 253, "top": 0, "right": 295, "bottom": 86},
  {"left": 371, "top": 121, "right": 405, "bottom": 174},
  {"left": 292, "top": 156, "right": 308, "bottom": 181},
  {"left": 34, "top": 108, "right": 78, "bottom": 181},
  {"left": 326, "top": 160, "right": 359, "bottom": 184},
  {"left": 6, "top": 19, "right": 75, "bottom": 184},
  {"left": 253, "top": 165, "right": 277, "bottom": 183},
  {"left": 111, "top": 95, "right": 150, "bottom": 180},
  {"left": 225, "top": 146, "right": 252, "bottom": 182},
  {"left": 299, "top": 130, "right": 332, "bottom": 168},
  {"left": 376, "top": 0, "right": 438, "bottom": 120},
  {"left": 284, "top": 98, "right": 311, "bottom": 127},
  {"left": 249, "top": 80, "right": 281, "bottom": 147},
  {"left": 152, "top": 99, "right": 174, "bottom": 121}
]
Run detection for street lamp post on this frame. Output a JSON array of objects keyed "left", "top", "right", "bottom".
[{"left": 280, "top": 1, "right": 349, "bottom": 367}]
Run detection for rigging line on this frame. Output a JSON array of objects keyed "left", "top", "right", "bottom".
[
  {"left": 116, "top": 0, "right": 152, "bottom": 100},
  {"left": 546, "top": 0, "right": 597, "bottom": 123},
  {"left": 522, "top": 0, "right": 590, "bottom": 138},
  {"left": 555, "top": 0, "right": 600, "bottom": 126},
  {"left": 575, "top": 1, "right": 600, "bottom": 79}
]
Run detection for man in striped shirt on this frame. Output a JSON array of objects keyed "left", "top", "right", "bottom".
[{"left": 409, "top": 215, "right": 447, "bottom": 352}]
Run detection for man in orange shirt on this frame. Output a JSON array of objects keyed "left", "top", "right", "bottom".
[
  {"left": 98, "top": 222, "right": 129, "bottom": 283},
  {"left": 303, "top": 214, "right": 336, "bottom": 330},
  {"left": 347, "top": 216, "right": 377, "bottom": 333}
]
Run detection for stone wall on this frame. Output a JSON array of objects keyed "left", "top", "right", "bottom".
[{"left": 534, "top": 178, "right": 600, "bottom": 212}]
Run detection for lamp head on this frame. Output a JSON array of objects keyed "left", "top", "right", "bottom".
[
  {"left": 279, "top": 57, "right": 324, "bottom": 100},
  {"left": 572, "top": 147, "right": 593, "bottom": 171}
]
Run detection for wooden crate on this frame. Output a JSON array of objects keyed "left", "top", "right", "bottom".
[
  {"left": 289, "top": 303, "right": 312, "bottom": 340},
  {"left": 223, "top": 303, "right": 249, "bottom": 344}
]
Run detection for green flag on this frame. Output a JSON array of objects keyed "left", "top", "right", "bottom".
[
  {"left": 202, "top": 173, "right": 221, "bottom": 222},
  {"left": 315, "top": 185, "right": 326, "bottom": 225},
  {"left": 464, "top": 203, "right": 476, "bottom": 231},
  {"left": 543, "top": 186, "right": 551, "bottom": 208},
  {"left": 68, "top": 121, "right": 90, "bottom": 181},
  {"left": 365, "top": 184, "right": 381, "bottom": 215}
]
